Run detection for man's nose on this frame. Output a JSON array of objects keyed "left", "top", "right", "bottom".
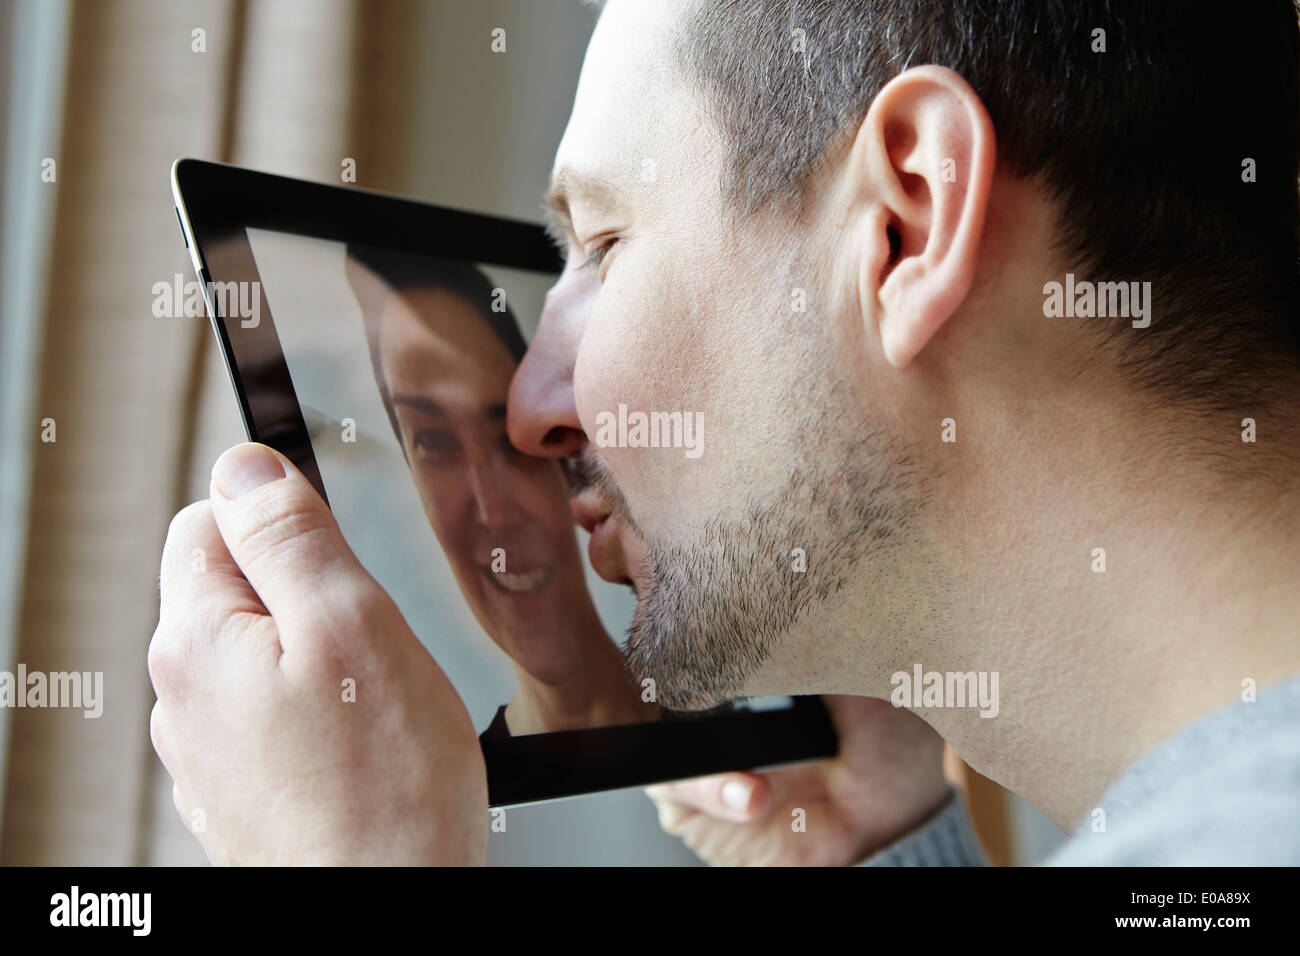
[{"left": 507, "top": 276, "right": 593, "bottom": 458}]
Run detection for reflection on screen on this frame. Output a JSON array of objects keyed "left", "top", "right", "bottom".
[{"left": 246, "top": 228, "right": 790, "bottom": 739}]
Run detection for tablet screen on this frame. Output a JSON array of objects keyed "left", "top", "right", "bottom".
[
  {"left": 243, "top": 226, "right": 795, "bottom": 740},
  {"left": 174, "top": 160, "right": 836, "bottom": 804}
]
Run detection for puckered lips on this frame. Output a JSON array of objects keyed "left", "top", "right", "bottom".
[{"left": 571, "top": 495, "right": 634, "bottom": 588}]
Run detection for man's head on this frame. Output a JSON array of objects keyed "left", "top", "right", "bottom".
[
  {"left": 346, "top": 247, "right": 598, "bottom": 684},
  {"left": 508, "top": 0, "right": 1300, "bottom": 709}
]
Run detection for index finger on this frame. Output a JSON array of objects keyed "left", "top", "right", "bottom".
[{"left": 159, "top": 499, "right": 265, "bottom": 625}]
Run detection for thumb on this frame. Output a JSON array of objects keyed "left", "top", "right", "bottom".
[
  {"left": 209, "top": 442, "right": 370, "bottom": 628},
  {"left": 646, "top": 772, "right": 770, "bottom": 823}
]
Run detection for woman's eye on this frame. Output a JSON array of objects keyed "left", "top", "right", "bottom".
[{"left": 411, "top": 429, "right": 459, "bottom": 461}]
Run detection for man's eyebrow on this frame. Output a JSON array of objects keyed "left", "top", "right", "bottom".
[
  {"left": 542, "top": 166, "right": 621, "bottom": 246},
  {"left": 542, "top": 202, "right": 572, "bottom": 253}
]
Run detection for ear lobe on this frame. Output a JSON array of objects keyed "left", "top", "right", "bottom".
[
  {"left": 853, "top": 65, "right": 996, "bottom": 369},
  {"left": 880, "top": 249, "right": 979, "bottom": 368}
]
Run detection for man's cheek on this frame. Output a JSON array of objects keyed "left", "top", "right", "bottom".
[
  {"left": 573, "top": 267, "right": 686, "bottom": 415},
  {"left": 574, "top": 341, "right": 671, "bottom": 504},
  {"left": 573, "top": 318, "right": 642, "bottom": 438}
]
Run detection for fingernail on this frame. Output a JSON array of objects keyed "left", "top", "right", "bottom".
[
  {"left": 721, "top": 779, "right": 753, "bottom": 813},
  {"left": 212, "top": 444, "right": 285, "bottom": 499}
]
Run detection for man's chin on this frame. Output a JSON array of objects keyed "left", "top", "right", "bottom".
[
  {"left": 622, "top": 603, "right": 743, "bottom": 712},
  {"left": 654, "top": 682, "right": 734, "bottom": 712}
]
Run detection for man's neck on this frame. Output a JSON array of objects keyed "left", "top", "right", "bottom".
[
  {"left": 909, "top": 402, "right": 1300, "bottom": 829},
  {"left": 750, "top": 384, "right": 1300, "bottom": 828}
]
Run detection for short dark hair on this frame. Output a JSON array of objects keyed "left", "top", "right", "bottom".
[
  {"left": 345, "top": 244, "right": 528, "bottom": 454},
  {"left": 672, "top": 0, "right": 1300, "bottom": 410}
]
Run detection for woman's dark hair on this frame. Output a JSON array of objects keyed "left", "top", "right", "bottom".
[{"left": 345, "top": 243, "right": 528, "bottom": 457}]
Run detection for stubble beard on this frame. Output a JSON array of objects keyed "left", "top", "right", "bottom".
[{"left": 570, "top": 387, "right": 924, "bottom": 711}]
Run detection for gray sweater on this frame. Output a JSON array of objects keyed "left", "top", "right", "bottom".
[{"left": 861, "top": 673, "right": 1300, "bottom": 865}]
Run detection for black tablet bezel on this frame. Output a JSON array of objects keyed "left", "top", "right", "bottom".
[{"left": 170, "top": 158, "right": 837, "bottom": 807}]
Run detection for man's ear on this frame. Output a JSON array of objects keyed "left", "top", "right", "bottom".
[{"left": 848, "top": 65, "right": 996, "bottom": 368}]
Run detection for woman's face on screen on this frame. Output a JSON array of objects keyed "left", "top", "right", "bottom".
[{"left": 377, "top": 287, "right": 597, "bottom": 682}]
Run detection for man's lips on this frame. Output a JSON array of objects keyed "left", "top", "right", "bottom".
[
  {"left": 569, "top": 497, "right": 608, "bottom": 537},
  {"left": 571, "top": 497, "right": 632, "bottom": 586},
  {"left": 574, "top": 494, "right": 644, "bottom": 590},
  {"left": 587, "top": 515, "right": 632, "bottom": 586}
]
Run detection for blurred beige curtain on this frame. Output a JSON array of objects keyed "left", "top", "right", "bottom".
[{"left": 1, "top": 0, "right": 419, "bottom": 865}]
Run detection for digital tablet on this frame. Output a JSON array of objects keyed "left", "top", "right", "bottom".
[{"left": 170, "top": 159, "right": 837, "bottom": 806}]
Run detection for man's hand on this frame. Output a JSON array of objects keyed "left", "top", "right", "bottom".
[
  {"left": 646, "top": 696, "right": 949, "bottom": 866},
  {"left": 148, "top": 443, "right": 486, "bottom": 865}
]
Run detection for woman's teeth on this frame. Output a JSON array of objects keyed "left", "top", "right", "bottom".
[{"left": 489, "top": 567, "right": 551, "bottom": 593}]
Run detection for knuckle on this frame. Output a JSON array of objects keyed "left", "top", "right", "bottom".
[
  {"left": 147, "top": 627, "right": 181, "bottom": 694},
  {"left": 236, "top": 498, "right": 340, "bottom": 578},
  {"left": 212, "top": 607, "right": 270, "bottom": 656},
  {"left": 149, "top": 702, "right": 171, "bottom": 765},
  {"left": 164, "top": 500, "right": 213, "bottom": 556},
  {"left": 148, "top": 601, "right": 230, "bottom": 694},
  {"left": 160, "top": 501, "right": 216, "bottom": 597},
  {"left": 302, "top": 581, "right": 392, "bottom": 663}
]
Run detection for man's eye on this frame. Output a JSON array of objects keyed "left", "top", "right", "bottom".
[{"left": 581, "top": 238, "right": 617, "bottom": 272}]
